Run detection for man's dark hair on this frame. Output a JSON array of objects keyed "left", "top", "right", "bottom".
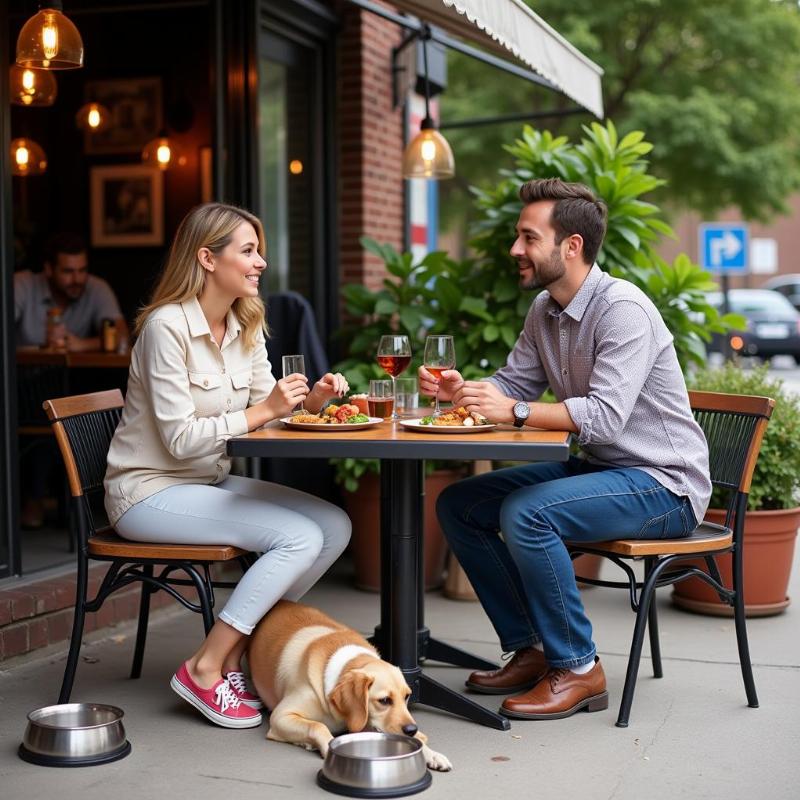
[
  {"left": 519, "top": 178, "right": 607, "bottom": 265},
  {"left": 44, "top": 232, "right": 87, "bottom": 266}
]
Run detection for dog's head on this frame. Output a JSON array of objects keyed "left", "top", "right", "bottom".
[{"left": 328, "top": 660, "right": 417, "bottom": 736}]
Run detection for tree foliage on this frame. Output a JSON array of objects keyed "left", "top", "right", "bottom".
[{"left": 440, "top": 0, "right": 800, "bottom": 223}]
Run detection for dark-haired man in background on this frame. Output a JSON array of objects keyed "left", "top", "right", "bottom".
[
  {"left": 421, "top": 178, "right": 711, "bottom": 721},
  {"left": 14, "top": 232, "right": 128, "bottom": 351}
]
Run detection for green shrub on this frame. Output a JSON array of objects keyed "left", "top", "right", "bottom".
[{"left": 688, "top": 364, "right": 800, "bottom": 511}]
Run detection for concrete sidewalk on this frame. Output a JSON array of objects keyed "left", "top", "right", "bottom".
[{"left": 1, "top": 551, "right": 798, "bottom": 800}]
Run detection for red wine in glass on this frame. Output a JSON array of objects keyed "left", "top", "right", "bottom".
[{"left": 377, "top": 354, "right": 411, "bottom": 377}]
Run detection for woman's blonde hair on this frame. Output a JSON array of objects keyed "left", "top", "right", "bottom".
[{"left": 135, "top": 202, "right": 268, "bottom": 350}]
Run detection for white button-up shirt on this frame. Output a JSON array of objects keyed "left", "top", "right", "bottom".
[{"left": 104, "top": 297, "right": 275, "bottom": 525}]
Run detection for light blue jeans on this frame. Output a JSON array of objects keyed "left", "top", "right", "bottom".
[
  {"left": 437, "top": 457, "right": 697, "bottom": 669},
  {"left": 115, "top": 475, "right": 351, "bottom": 634}
]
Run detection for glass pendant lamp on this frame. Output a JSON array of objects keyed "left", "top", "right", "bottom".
[
  {"left": 10, "top": 64, "right": 57, "bottom": 106},
  {"left": 16, "top": 2, "right": 84, "bottom": 70},
  {"left": 75, "top": 102, "right": 111, "bottom": 132},
  {"left": 11, "top": 138, "right": 48, "bottom": 176},
  {"left": 142, "top": 130, "right": 184, "bottom": 170}
]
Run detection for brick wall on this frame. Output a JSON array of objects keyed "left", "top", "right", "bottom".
[{"left": 336, "top": 0, "right": 405, "bottom": 292}]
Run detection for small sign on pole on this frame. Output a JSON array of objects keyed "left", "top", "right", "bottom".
[{"left": 699, "top": 223, "right": 749, "bottom": 273}]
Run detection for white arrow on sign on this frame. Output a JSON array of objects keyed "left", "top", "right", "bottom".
[{"left": 710, "top": 230, "right": 742, "bottom": 266}]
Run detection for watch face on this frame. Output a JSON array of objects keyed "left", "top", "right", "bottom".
[{"left": 513, "top": 402, "right": 530, "bottom": 419}]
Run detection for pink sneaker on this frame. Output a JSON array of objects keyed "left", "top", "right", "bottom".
[
  {"left": 170, "top": 662, "right": 262, "bottom": 728},
  {"left": 225, "top": 670, "right": 264, "bottom": 709}
]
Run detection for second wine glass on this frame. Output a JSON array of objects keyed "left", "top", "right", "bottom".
[
  {"left": 282, "top": 354, "right": 306, "bottom": 413},
  {"left": 377, "top": 335, "right": 411, "bottom": 420},
  {"left": 423, "top": 335, "right": 455, "bottom": 417}
]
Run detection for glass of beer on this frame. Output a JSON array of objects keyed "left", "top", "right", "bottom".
[
  {"left": 376, "top": 335, "right": 411, "bottom": 420},
  {"left": 367, "top": 379, "right": 394, "bottom": 420}
]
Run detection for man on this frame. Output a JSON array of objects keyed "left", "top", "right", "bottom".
[
  {"left": 14, "top": 232, "right": 128, "bottom": 351},
  {"left": 421, "top": 178, "right": 711, "bottom": 721}
]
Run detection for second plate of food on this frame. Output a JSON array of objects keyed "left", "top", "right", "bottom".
[
  {"left": 399, "top": 418, "right": 496, "bottom": 434},
  {"left": 281, "top": 416, "right": 384, "bottom": 431}
]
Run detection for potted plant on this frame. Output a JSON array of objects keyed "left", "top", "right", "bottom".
[{"left": 673, "top": 363, "right": 800, "bottom": 616}]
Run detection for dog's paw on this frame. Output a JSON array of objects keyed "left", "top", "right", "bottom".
[{"left": 422, "top": 745, "right": 453, "bottom": 772}]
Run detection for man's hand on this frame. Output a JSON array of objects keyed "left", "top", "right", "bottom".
[
  {"left": 418, "top": 367, "right": 464, "bottom": 402},
  {"left": 451, "top": 380, "right": 516, "bottom": 425}
]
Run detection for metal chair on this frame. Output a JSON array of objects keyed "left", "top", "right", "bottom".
[
  {"left": 44, "top": 389, "right": 256, "bottom": 704},
  {"left": 568, "top": 391, "right": 774, "bottom": 727}
]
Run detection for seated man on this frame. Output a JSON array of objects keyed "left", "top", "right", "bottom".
[
  {"left": 422, "top": 178, "right": 711, "bottom": 721},
  {"left": 14, "top": 232, "right": 129, "bottom": 351}
]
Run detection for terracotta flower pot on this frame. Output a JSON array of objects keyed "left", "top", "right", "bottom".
[
  {"left": 344, "top": 470, "right": 458, "bottom": 592},
  {"left": 671, "top": 506, "right": 800, "bottom": 617}
]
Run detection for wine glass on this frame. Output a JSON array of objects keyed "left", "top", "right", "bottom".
[
  {"left": 423, "top": 335, "right": 455, "bottom": 417},
  {"left": 282, "top": 354, "right": 306, "bottom": 413},
  {"left": 377, "top": 335, "right": 412, "bottom": 420}
]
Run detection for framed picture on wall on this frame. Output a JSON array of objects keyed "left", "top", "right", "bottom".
[
  {"left": 90, "top": 164, "right": 164, "bottom": 248},
  {"left": 84, "top": 77, "right": 163, "bottom": 154}
]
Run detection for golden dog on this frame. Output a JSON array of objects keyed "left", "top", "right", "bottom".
[{"left": 247, "top": 600, "right": 452, "bottom": 771}]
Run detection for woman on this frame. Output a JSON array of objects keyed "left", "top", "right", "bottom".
[{"left": 104, "top": 203, "right": 351, "bottom": 728}]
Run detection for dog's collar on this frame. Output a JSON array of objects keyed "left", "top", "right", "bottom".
[{"left": 324, "top": 645, "right": 378, "bottom": 698}]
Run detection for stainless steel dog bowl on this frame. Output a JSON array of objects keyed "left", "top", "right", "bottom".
[
  {"left": 317, "top": 732, "right": 431, "bottom": 798},
  {"left": 19, "top": 703, "right": 131, "bottom": 767}
]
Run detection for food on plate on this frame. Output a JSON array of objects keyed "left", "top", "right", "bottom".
[
  {"left": 289, "top": 405, "right": 370, "bottom": 425},
  {"left": 419, "top": 406, "right": 489, "bottom": 427}
]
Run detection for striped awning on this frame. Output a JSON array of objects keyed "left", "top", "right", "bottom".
[{"left": 390, "top": 0, "right": 604, "bottom": 118}]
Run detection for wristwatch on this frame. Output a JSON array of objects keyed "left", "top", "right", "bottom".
[{"left": 512, "top": 401, "right": 531, "bottom": 429}]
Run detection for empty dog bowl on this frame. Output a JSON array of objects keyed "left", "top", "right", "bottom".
[
  {"left": 317, "top": 732, "right": 431, "bottom": 798},
  {"left": 19, "top": 703, "right": 131, "bottom": 767}
]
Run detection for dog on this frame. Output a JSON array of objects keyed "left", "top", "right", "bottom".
[{"left": 247, "top": 600, "right": 452, "bottom": 771}]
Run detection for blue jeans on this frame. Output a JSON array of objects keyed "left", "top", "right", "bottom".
[{"left": 437, "top": 457, "right": 697, "bottom": 669}]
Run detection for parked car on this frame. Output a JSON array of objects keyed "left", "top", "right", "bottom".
[
  {"left": 762, "top": 274, "right": 800, "bottom": 312},
  {"left": 707, "top": 289, "right": 800, "bottom": 362}
]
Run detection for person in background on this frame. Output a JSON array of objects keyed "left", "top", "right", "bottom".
[
  {"left": 104, "top": 202, "right": 351, "bottom": 728},
  {"left": 14, "top": 232, "right": 129, "bottom": 351}
]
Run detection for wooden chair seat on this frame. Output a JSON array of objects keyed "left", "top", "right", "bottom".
[
  {"left": 574, "top": 522, "right": 733, "bottom": 558},
  {"left": 88, "top": 529, "right": 249, "bottom": 562}
]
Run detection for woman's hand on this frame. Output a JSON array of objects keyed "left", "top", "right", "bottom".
[
  {"left": 306, "top": 372, "right": 350, "bottom": 413},
  {"left": 418, "top": 367, "right": 464, "bottom": 402},
  {"left": 264, "top": 373, "right": 309, "bottom": 419}
]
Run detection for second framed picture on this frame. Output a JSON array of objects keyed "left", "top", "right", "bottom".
[{"left": 90, "top": 164, "right": 164, "bottom": 248}]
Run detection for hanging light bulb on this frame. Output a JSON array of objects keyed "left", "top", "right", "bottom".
[
  {"left": 402, "top": 121, "right": 455, "bottom": 180},
  {"left": 142, "top": 130, "right": 184, "bottom": 170},
  {"left": 10, "top": 64, "right": 57, "bottom": 107},
  {"left": 401, "top": 32, "right": 454, "bottom": 180},
  {"left": 75, "top": 101, "right": 111, "bottom": 132},
  {"left": 10, "top": 138, "right": 48, "bottom": 176},
  {"left": 16, "top": 2, "right": 84, "bottom": 70}
]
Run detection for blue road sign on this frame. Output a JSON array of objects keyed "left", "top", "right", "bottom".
[{"left": 699, "top": 223, "right": 749, "bottom": 272}]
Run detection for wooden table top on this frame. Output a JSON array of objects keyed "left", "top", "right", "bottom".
[
  {"left": 16, "top": 348, "right": 130, "bottom": 368},
  {"left": 229, "top": 419, "right": 571, "bottom": 462}
]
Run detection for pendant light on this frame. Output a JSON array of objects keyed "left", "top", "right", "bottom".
[
  {"left": 11, "top": 138, "right": 48, "bottom": 176},
  {"left": 16, "top": 2, "right": 84, "bottom": 70},
  {"left": 10, "top": 64, "right": 57, "bottom": 106},
  {"left": 75, "top": 101, "right": 111, "bottom": 132},
  {"left": 142, "top": 130, "right": 184, "bottom": 170},
  {"left": 402, "top": 31, "right": 454, "bottom": 180}
]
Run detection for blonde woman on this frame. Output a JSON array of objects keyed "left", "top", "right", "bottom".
[{"left": 104, "top": 203, "right": 351, "bottom": 728}]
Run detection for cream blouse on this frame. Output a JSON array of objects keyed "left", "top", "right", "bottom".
[{"left": 104, "top": 297, "right": 275, "bottom": 525}]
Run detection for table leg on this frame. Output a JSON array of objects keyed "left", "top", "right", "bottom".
[{"left": 374, "top": 459, "right": 509, "bottom": 731}]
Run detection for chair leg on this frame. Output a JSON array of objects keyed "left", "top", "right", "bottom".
[
  {"left": 617, "top": 567, "right": 661, "bottom": 728},
  {"left": 184, "top": 564, "right": 215, "bottom": 634},
  {"left": 645, "top": 558, "right": 663, "bottom": 679},
  {"left": 732, "top": 542, "right": 759, "bottom": 708},
  {"left": 130, "top": 565, "right": 154, "bottom": 680},
  {"left": 58, "top": 559, "right": 89, "bottom": 704}
]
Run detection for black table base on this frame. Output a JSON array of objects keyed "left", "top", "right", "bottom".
[{"left": 377, "top": 459, "right": 510, "bottom": 731}]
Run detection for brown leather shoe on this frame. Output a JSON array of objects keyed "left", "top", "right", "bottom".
[
  {"left": 500, "top": 657, "right": 608, "bottom": 719},
  {"left": 465, "top": 647, "right": 548, "bottom": 695}
]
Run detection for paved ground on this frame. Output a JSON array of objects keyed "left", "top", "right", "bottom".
[{"left": 1, "top": 546, "right": 798, "bottom": 800}]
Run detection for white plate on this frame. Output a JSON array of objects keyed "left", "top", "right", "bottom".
[
  {"left": 281, "top": 416, "right": 385, "bottom": 431},
  {"left": 399, "top": 418, "right": 496, "bottom": 434}
]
